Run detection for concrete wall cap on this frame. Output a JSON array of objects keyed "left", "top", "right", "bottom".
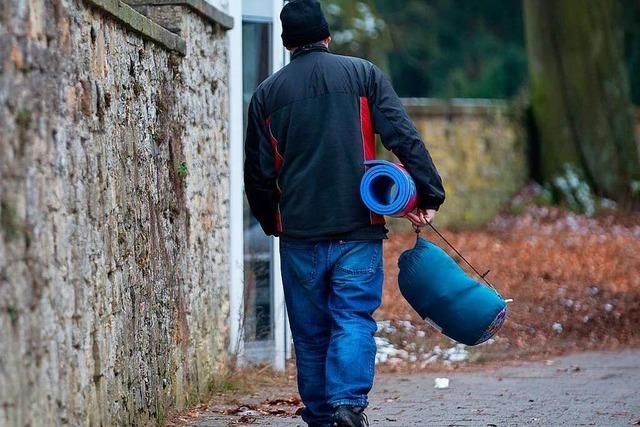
[
  {"left": 126, "top": 0, "right": 234, "bottom": 30},
  {"left": 87, "top": 0, "right": 187, "bottom": 55},
  {"left": 401, "top": 98, "right": 511, "bottom": 116}
]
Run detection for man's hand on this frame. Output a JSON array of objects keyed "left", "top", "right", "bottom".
[{"left": 405, "top": 208, "right": 436, "bottom": 227}]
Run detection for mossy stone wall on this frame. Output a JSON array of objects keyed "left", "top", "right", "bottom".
[{"left": 0, "top": 0, "right": 230, "bottom": 425}]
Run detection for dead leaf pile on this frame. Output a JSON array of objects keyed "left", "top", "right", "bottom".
[
  {"left": 379, "top": 205, "right": 640, "bottom": 367},
  {"left": 210, "top": 395, "right": 303, "bottom": 422}
]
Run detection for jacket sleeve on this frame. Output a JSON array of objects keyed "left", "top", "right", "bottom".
[
  {"left": 367, "top": 64, "right": 445, "bottom": 210},
  {"left": 244, "top": 94, "right": 280, "bottom": 236}
]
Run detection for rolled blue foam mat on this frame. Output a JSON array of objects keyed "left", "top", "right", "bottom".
[{"left": 360, "top": 160, "right": 417, "bottom": 217}]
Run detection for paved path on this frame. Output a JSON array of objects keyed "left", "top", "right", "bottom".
[{"left": 192, "top": 350, "right": 640, "bottom": 426}]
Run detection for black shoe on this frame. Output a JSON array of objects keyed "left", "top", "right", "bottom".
[{"left": 331, "top": 405, "right": 369, "bottom": 427}]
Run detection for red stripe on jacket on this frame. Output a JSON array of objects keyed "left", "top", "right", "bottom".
[
  {"left": 266, "top": 117, "right": 283, "bottom": 234},
  {"left": 359, "top": 97, "right": 385, "bottom": 225}
]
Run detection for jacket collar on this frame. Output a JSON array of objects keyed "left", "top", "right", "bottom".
[{"left": 291, "top": 43, "right": 329, "bottom": 59}]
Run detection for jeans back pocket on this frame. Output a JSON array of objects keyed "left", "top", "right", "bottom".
[
  {"left": 335, "top": 240, "right": 382, "bottom": 275},
  {"left": 280, "top": 241, "right": 319, "bottom": 284}
]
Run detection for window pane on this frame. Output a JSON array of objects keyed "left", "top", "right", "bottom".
[{"left": 243, "top": 21, "right": 273, "bottom": 342}]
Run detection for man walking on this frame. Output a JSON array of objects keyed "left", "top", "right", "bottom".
[{"left": 244, "top": 1, "right": 445, "bottom": 425}]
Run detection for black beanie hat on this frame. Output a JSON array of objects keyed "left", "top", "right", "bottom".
[{"left": 280, "top": 0, "right": 331, "bottom": 49}]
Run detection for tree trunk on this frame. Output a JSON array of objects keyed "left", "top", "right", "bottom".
[{"left": 523, "top": 0, "right": 640, "bottom": 203}]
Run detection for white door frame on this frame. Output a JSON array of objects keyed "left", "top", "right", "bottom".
[
  {"left": 228, "top": 0, "right": 245, "bottom": 360},
  {"left": 270, "top": 0, "right": 290, "bottom": 371}
]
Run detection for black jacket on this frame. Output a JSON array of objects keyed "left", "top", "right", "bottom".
[{"left": 244, "top": 44, "right": 445, "bottom": 240}]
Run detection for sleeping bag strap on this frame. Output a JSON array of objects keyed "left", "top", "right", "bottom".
[{"left": 414, "top": 222, "right": 497, "bottom": 291}]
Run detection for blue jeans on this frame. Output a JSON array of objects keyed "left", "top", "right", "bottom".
[{"left": 280, "top": 239, "right": 384, "bottom": 426}]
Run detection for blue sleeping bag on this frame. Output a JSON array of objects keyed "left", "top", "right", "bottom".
[
  {"left": 398, "top": 237, "right": 507, "bottom": 345},
  {"left": 360, "top": 161, "right": 507, "bottom": 345}
]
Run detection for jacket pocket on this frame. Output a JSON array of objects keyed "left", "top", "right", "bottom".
[{"left": 335, "top": 240, "right": 382, "bottom": 275}]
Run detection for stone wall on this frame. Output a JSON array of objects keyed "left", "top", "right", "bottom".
[
  {"left": 0, "top": 0, "right": 231, "bottom": 425},
  {"left": 385, "top": 98, "right": 528, "bottom": 229}
]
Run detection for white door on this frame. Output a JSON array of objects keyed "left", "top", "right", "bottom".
[{"left": 231, "top": 0, "right": 289, "bottom": 370}]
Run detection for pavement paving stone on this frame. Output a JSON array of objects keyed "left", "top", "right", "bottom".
[{"left": 191, "top": 349, "right": 640, "bottom": 427}]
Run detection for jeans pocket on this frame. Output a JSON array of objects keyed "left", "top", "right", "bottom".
[
  {"left": 335, "top": 240, "right": 382, "bottom": 275},
  {"left": 280, "top": 241, "right": 319, "bottom": 284}
]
